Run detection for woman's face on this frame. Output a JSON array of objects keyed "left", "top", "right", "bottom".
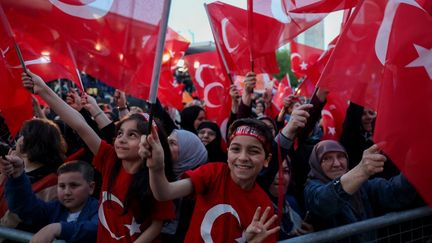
[
  {"left": 198, "top": 128, "right": 217, "bottom": 145},
  {"left": 269, "top": 160, "right": 291, "bottom": 197},
  {"left": 194, "top": 110, "right": 206, "bottom": 130},
  {"left": 320, "top": 151, "right": 348, "bottom": 180},
  {"left": 168, "top": 132, "right": 179, "bottom": 162},
  {"left": 255, "top": 102, "right": 265, "bottom": 115},
  {"left": 361, "top": 109, "right": 376, "bottom": 132}
]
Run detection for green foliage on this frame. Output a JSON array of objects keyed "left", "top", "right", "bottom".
[{"left": 274, "top": 48, "right": 299, "bottom": 88}]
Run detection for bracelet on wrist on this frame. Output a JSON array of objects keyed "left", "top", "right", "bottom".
[{"left": 93, "top": 111, "right": 103, "bottom": 119}]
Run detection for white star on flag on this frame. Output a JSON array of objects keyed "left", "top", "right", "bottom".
[
  {"left": 328, "top": 127, "right": 336, "bottom": 136},
  {"left": 406, "top": 44, "right": 432, "bottom": 80},
  {"left": 300, "top": 61, "right": 308, "bottom": 70},
  {"left": 124, "top": 217, "right": 141, "bottom": 236}
]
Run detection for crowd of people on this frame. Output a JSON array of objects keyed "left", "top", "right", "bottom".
[{"left": 0, "top": 69, "right": 423, "bottom": 243}]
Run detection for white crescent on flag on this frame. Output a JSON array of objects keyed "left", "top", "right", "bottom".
[
  {"left": 49, "top": 0, "right": 114, "bottom": 19},
  {"left": 204, "top": 82, "right": 224, "bottom": 108},
  {"left": 375, "top": 0, "right": 423, "bottom": 65},
  {"left": 221, "top": 18, "right": 239, "bottom": 53}
]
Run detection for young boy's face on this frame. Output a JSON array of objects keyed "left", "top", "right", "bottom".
[
  {"left": 227, "top": 135, "right": 270, "bottom": 189},
  {"left": 57, "top": 172, "right": 95, "bottom": 213}
]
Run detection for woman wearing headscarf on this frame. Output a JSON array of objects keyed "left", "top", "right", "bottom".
[
  {"left": 180, "top": 106, "right": 205, "bottom": 134},
  {"left": 162, "top": 129, "right": 208, "bottom": 242},
  {"left": 197, "top": 121, "right": 227, "bottom": 163},
  {"left": 304, "top": 140, "right": 417, "bottom": 241}
]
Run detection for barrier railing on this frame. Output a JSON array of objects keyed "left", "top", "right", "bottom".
[
  {"left": 281, "top": 206, "right": 432, "bottom": 243},
  {"left": 0, "top": 226, "right": 65, "bottom": 243}
]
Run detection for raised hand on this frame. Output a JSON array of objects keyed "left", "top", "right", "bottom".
[
  {"left": 283, "top": 103, "right": 313, "bottom": 139},
  {"left": 0, "top": 155, "right": 24, "bottom": 178},
  {"left": 21, "top": 70, "right": 46, "bottom": 95},
  {"left": 114, "top": 89, "right": 127, "bottom": 108},
  {"left": 139, "top": 125, "right": 164, "bottom": 171},
  {"left": 66, "top": 89, "right": 82, "bottom": 111},
  {"left": 243, "top": 72, "right": 257, "bottom": 95},
  {"left": 359, "top": 144, "right": 387, "bottom": 177},
  {"left": 245, "top": 206, "right": 280, "bottom": 243}
]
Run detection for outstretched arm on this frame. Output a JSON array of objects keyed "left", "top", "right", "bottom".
[
  {"left": 139, "top": 126, "right": 193, "bottom": 201},
  {"left": 22, "top": 70, "right": 100, "bottom": 154}
]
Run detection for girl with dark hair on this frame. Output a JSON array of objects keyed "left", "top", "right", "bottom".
[
  {"left": 180, "top": 105, "right": 205, "bottom": 134},
  {"left": 22, "top": 70, "right": 175, "bottom": 243}
]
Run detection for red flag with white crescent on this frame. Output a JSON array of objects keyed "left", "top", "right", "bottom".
[
  {"left": 184, "top": 51, "right": 231, "bottom": 127},
  {"left": 2, "top": 0, "right": 167, "bottom": 100},
  {"left": 374, "top": 1, "right": 432, "bottom": 207},
  {"left": 290, "top": 40, "right": 324, "bottom": 78}
]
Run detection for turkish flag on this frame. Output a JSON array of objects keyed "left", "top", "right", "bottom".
[
  {"left": 289, "top": 0, "right": 358, "bottom": 13},
  {"left": 290, "top": 40, "right": 324, "bottom": 78},
  {"left": 252, "top": 0, "right": 327, "bottom": 45},
  {"left": 2, "top": 0, "right": 167, "bottom": 100},
  {"left": 273, "top": 75, "right": 293, "bottom": 110},
  {"left": 0, "top": 16, "right": 32, "bottom": 136},
  {"left": 374, "top": 2, "right": 432, "bottom": 206},
  {"left": 184, "top": 51, "right": 231, "bottom": 127},
  {"left": 317, "top": 0, "right": 389, "bottom": 110},
  {"left": 321, "top": 93, "right": 348, "bottom": 140},
  {"left": 206, "top": 2, "right": 280, "bottom": 75},
  {"left": 295, "top": 77, "right": 316, "bottom": 98},
  {"left": 0, "top": 5, "right": 33, "bottom": 136},
  {"left": 157, "top": 29, "right": 190, "bottom": 110}
]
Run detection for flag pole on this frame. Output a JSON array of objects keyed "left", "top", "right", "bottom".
[
  {"left": 147, "top": 0, "right": 172, "bottom": 134},
  {"left": 247, "top": 0, "right": 254, "bottom": 72},
  {"left": 66, "top": 42, "right": 85, "bottom": 91},
  {"left": 204, "top": 3, "right": 234, "bottom": 84}
]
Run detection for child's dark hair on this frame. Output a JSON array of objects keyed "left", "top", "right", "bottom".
[
  {"left": 19, "top": 119, "right": 66, "bottom": 168},
  {"left": 57, "top": 160, "right": 94, "bottom": 183},
  {"left": 228, "top": 118, "right": 273, "bottom": 157},
  {"left": 107, "top": 113, "right": 174, "bottom": 222}
]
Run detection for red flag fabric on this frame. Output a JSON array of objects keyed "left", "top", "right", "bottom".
[
  {"left": 183, "top": 51, "right": 231, "bottom": 127},
  {"left": 290, "top": 40, "right": 324, "bottom": 78},
  {"left": 289, "top": 0, "right": 358, "bottom": 13},
  {"left": 0, "top": 13, "right": 32, "bottom": 136},
  {"left": 374, "top": 2, "right": 432, "bottom": 206},
  {"left": 294, "top": 77, "right": 316, "bottom": 98},
  {"left": 2, "top": 0, "right": 166, "bottom": 100},
  {"left": 321, "top": 93, "right": 347, "bottom": 140},
  {"left": 252, "top": 0, "right": 327, "bottom": 44},
  {"left": 273, "top": 75, "right": 293, "bottom": 110},
  {"left": 206, "top": 1, "right": 280, "bottom": 75},
  {"left": 157, "top": 29, "right": 190, "bottom": 110},
  {"left": 316, "top": 0, "right": 387, "bottom": 110}
]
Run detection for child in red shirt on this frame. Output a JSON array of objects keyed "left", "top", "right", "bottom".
[
  {"left": 141, "top": 118, "right": 280, "bottom": 243},
  {"left": 22, "top": 70, "right": 175, "bottom": 242}
]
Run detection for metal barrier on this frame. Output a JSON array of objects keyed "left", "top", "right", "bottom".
[
  {"left": 0, "top": 226, "right": 65, "bottom": 243},
  {"left": 281, "top": 206, "right": 432, "bottom": 243}
]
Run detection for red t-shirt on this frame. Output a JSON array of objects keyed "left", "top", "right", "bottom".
[
  {"left": 184, "top": 162, "right": 276, "bottom": 243},
  {"left": 93, "top": 140, "right": 175, "bottom": 243}
]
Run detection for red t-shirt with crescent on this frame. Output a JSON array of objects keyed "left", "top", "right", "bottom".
[
  {"left": 93, "top": 140, "right": 174, "bottom": 243},
  {"left": 184, "top": 162, "right": 276, "bottom": 243}
]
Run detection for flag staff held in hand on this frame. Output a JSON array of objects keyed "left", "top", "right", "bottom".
[
  {"left": 247, "top": 0, "right": 254, "bottom": 72},
  {"left": 147, "top": 0, "right": 172, "bottom": 134}
]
